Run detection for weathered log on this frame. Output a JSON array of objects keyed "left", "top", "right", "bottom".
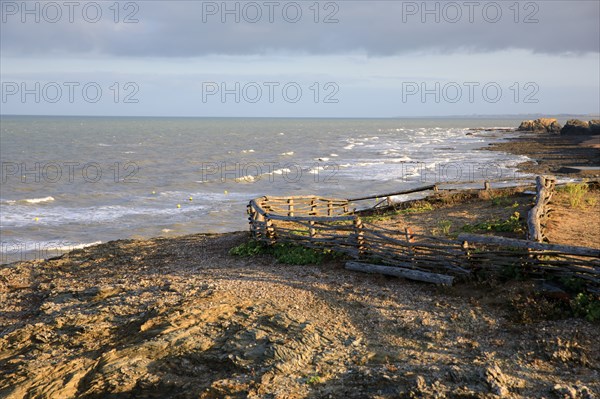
[
  {"left": 345, "top": 261, "right": 454, "bottom": 285},
  {"left": 527, "top": 175, "right": 555, "bottom": 242},
  {"left": 457, "top": 233, "right": 599, "bottom": 258}
]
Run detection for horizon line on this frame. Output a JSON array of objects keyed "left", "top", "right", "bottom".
[{"left": 2, "top": 113, "right": 599, "bottom": 119}]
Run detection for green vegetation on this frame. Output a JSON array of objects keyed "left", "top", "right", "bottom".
[
  {"left": 229, "top": 240, "right": 343, "bottom": 265},
  {"left": 461, "top": 212, "right": 525, "bottom": 234},
  {"left": 572, "top": 293, "right": 600, "bottom": 322},
  {"left": 272, "top": 244, "right": 326, "bottom": 265},
  {"left": 491, "top": 196, "right": 513, "bottom": 207},
  {"left": 432, "top": 220, "right": 452, "bottom": 236},
  {"left": 508, "top": 275, "right": 600, "bottom": 323},
  {"left": 561, "top": 182, "right": 589, "bottom": 208},
  {"left": 229, "top": 240, "right": 265, "bottom": 257},
  {"left": 404, "top": 201, "right": 434, "bottom": 213},
  {"left": 585, "top": 197, "right": 598, "bottom": 207},
  {"left": 362, "top": 201, "right": 434, "bottom": 222},
  {"left": 499, "top": 263, "right": 525, "bottom": 281},
  {"left": 306, "top": 375, "right": 321, "bottom": 385}
]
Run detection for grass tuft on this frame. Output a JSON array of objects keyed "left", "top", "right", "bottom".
[
  {"left": 230, "top": 240, "right": 343, "bottom": 265},
  {"left": 461, "top": 212, "right": 525, "bottom": 234},
  {"left": 562, "top": 182, "right": 589, "bottom": 208}
]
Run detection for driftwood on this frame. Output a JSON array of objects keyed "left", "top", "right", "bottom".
[
  {"left": 345, "top": 261, "right": 454, "bottom": 286},
  {"left": 527, "top": 175, "right": 555, "bottom": 242}
]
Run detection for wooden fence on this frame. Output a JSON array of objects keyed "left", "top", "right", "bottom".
[{"left": 247, "top": 179, "right": 600, "bottom": 292}]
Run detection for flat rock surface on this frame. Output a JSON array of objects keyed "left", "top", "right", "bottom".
[{"left": 485, "top": 133, "right": 600, "bottom": 178}]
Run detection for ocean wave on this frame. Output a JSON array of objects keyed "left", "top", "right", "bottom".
[
  {"left": 234, "top": 175, "right": 258, "bottom": 183},
  {"left": 272, "top": 168, "right": 291, "bottom": 175},
  {"left": 1, "top": 202, "right": 209, "bottom": 228},
  {"left": 4, "top": 196, "right": 55, "bottom": 205},
  {"left": 25, "top": 196, "right": 55, "bottom": 204},
  {"left": 45, "top": 241, "right": 102, "bottom": 251}
]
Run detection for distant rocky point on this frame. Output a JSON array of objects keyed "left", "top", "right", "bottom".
[
  {"left": 560, "top": 119, "right": 600, "bottom": 136},
  {"left": 517, "top": 118, "right": 561, "bottom": 133}
]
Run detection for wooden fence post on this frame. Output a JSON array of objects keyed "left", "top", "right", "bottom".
[
  {"left": 354, "top": 217, "right": 365, "bottom": 258},
  {"left": 527, "top": 175, "right": 556, "bottom": 242},
  {"left": 266, "top": 217, "right": 276, "bottom": 245},
  {"left": 247, "top": 204, "right": 256, "bottom": 236},
  {"left": 405, "top": 227, "right": 415, "bottom": 264},
  {"left": 461, "top": 240, "right": 471, "bottom": 265}
]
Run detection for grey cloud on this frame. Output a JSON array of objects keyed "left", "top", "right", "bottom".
[{"left": 0, "top": 0, "right": 598, "bottom": 57}]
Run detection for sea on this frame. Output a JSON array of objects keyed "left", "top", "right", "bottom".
[{"left": 1, "top": 115, "right": 536, "bottom": 263}]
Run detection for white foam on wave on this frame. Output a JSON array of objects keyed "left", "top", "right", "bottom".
[
  {"left": 4, "top": 196, "right": 56, "bottom": 205},
  {"left": 25, "top": 196, "right": 55, "bottom": 204},
  {"left": 235, "top": 175, "right": 257, "bottom": 183},
  {"left": 388, "top": 156, "right": 413, "bottom": 163},
  {"left": 280, "top": 151, "right": 294, "bottom": 156},
  {"left": 272, "top": 168, "right": 291, "bottom": 175},
  {"left": 241, "top": 149, "right": 255, "bottom": 153},
  {"left": 1, "top": 201, "right": 209, "bottom": 228},
  {"left": 45, "top": 241, "right": 102, "bottom": 251}
]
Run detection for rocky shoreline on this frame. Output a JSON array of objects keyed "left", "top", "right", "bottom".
[{"left": 485, "top": 118, "right": 600, "bottom": 178}]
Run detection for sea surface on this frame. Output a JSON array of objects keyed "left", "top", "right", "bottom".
[{"left": 1, "top": 116, "right": 533, "bottom": 262}]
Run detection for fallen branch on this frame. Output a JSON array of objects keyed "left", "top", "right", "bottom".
[{"left": 345, "top": 261, "right": 454, "bottom": 286}]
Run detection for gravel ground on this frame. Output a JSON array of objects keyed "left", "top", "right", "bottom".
[{"left": 1, "top": 231, "right": 598, "bottom": 398}]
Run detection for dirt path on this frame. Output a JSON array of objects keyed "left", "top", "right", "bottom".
[{"left": 545, "top": 188, "right": 600, "bottom": 249}]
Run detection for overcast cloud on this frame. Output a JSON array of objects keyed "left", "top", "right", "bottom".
[
  {"left": 1, "top": 1, "right": 599, "bottom": 57},
  {"left": 1, "top": 1, "right": 599, "bottom": 116}
]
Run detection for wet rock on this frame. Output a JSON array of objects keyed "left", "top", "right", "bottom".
[
  {"left": 517, "top": 118, "right": 562, "bottom": 133},
  {"left": 561, "top": 119, "right": 600, "bottom": 136}
]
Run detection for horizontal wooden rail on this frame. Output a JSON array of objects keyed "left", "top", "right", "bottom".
[
  {"left": 458, "top": 233, "right": 600, "bottom": 258},
  {"left": 347, "top": 184, "right": 436, "bottom": 201}
]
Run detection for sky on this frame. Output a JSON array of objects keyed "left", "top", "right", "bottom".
[{"left": 1, "top": 0, "right": 599, "bottom": 117}]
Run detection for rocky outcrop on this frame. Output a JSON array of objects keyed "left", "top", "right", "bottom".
[
  {"left": 517, "top": 118, "right": 561, "bottom": 133},
  {"left": 561, "top": 119, "right": 600, "bottom": 135}
]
